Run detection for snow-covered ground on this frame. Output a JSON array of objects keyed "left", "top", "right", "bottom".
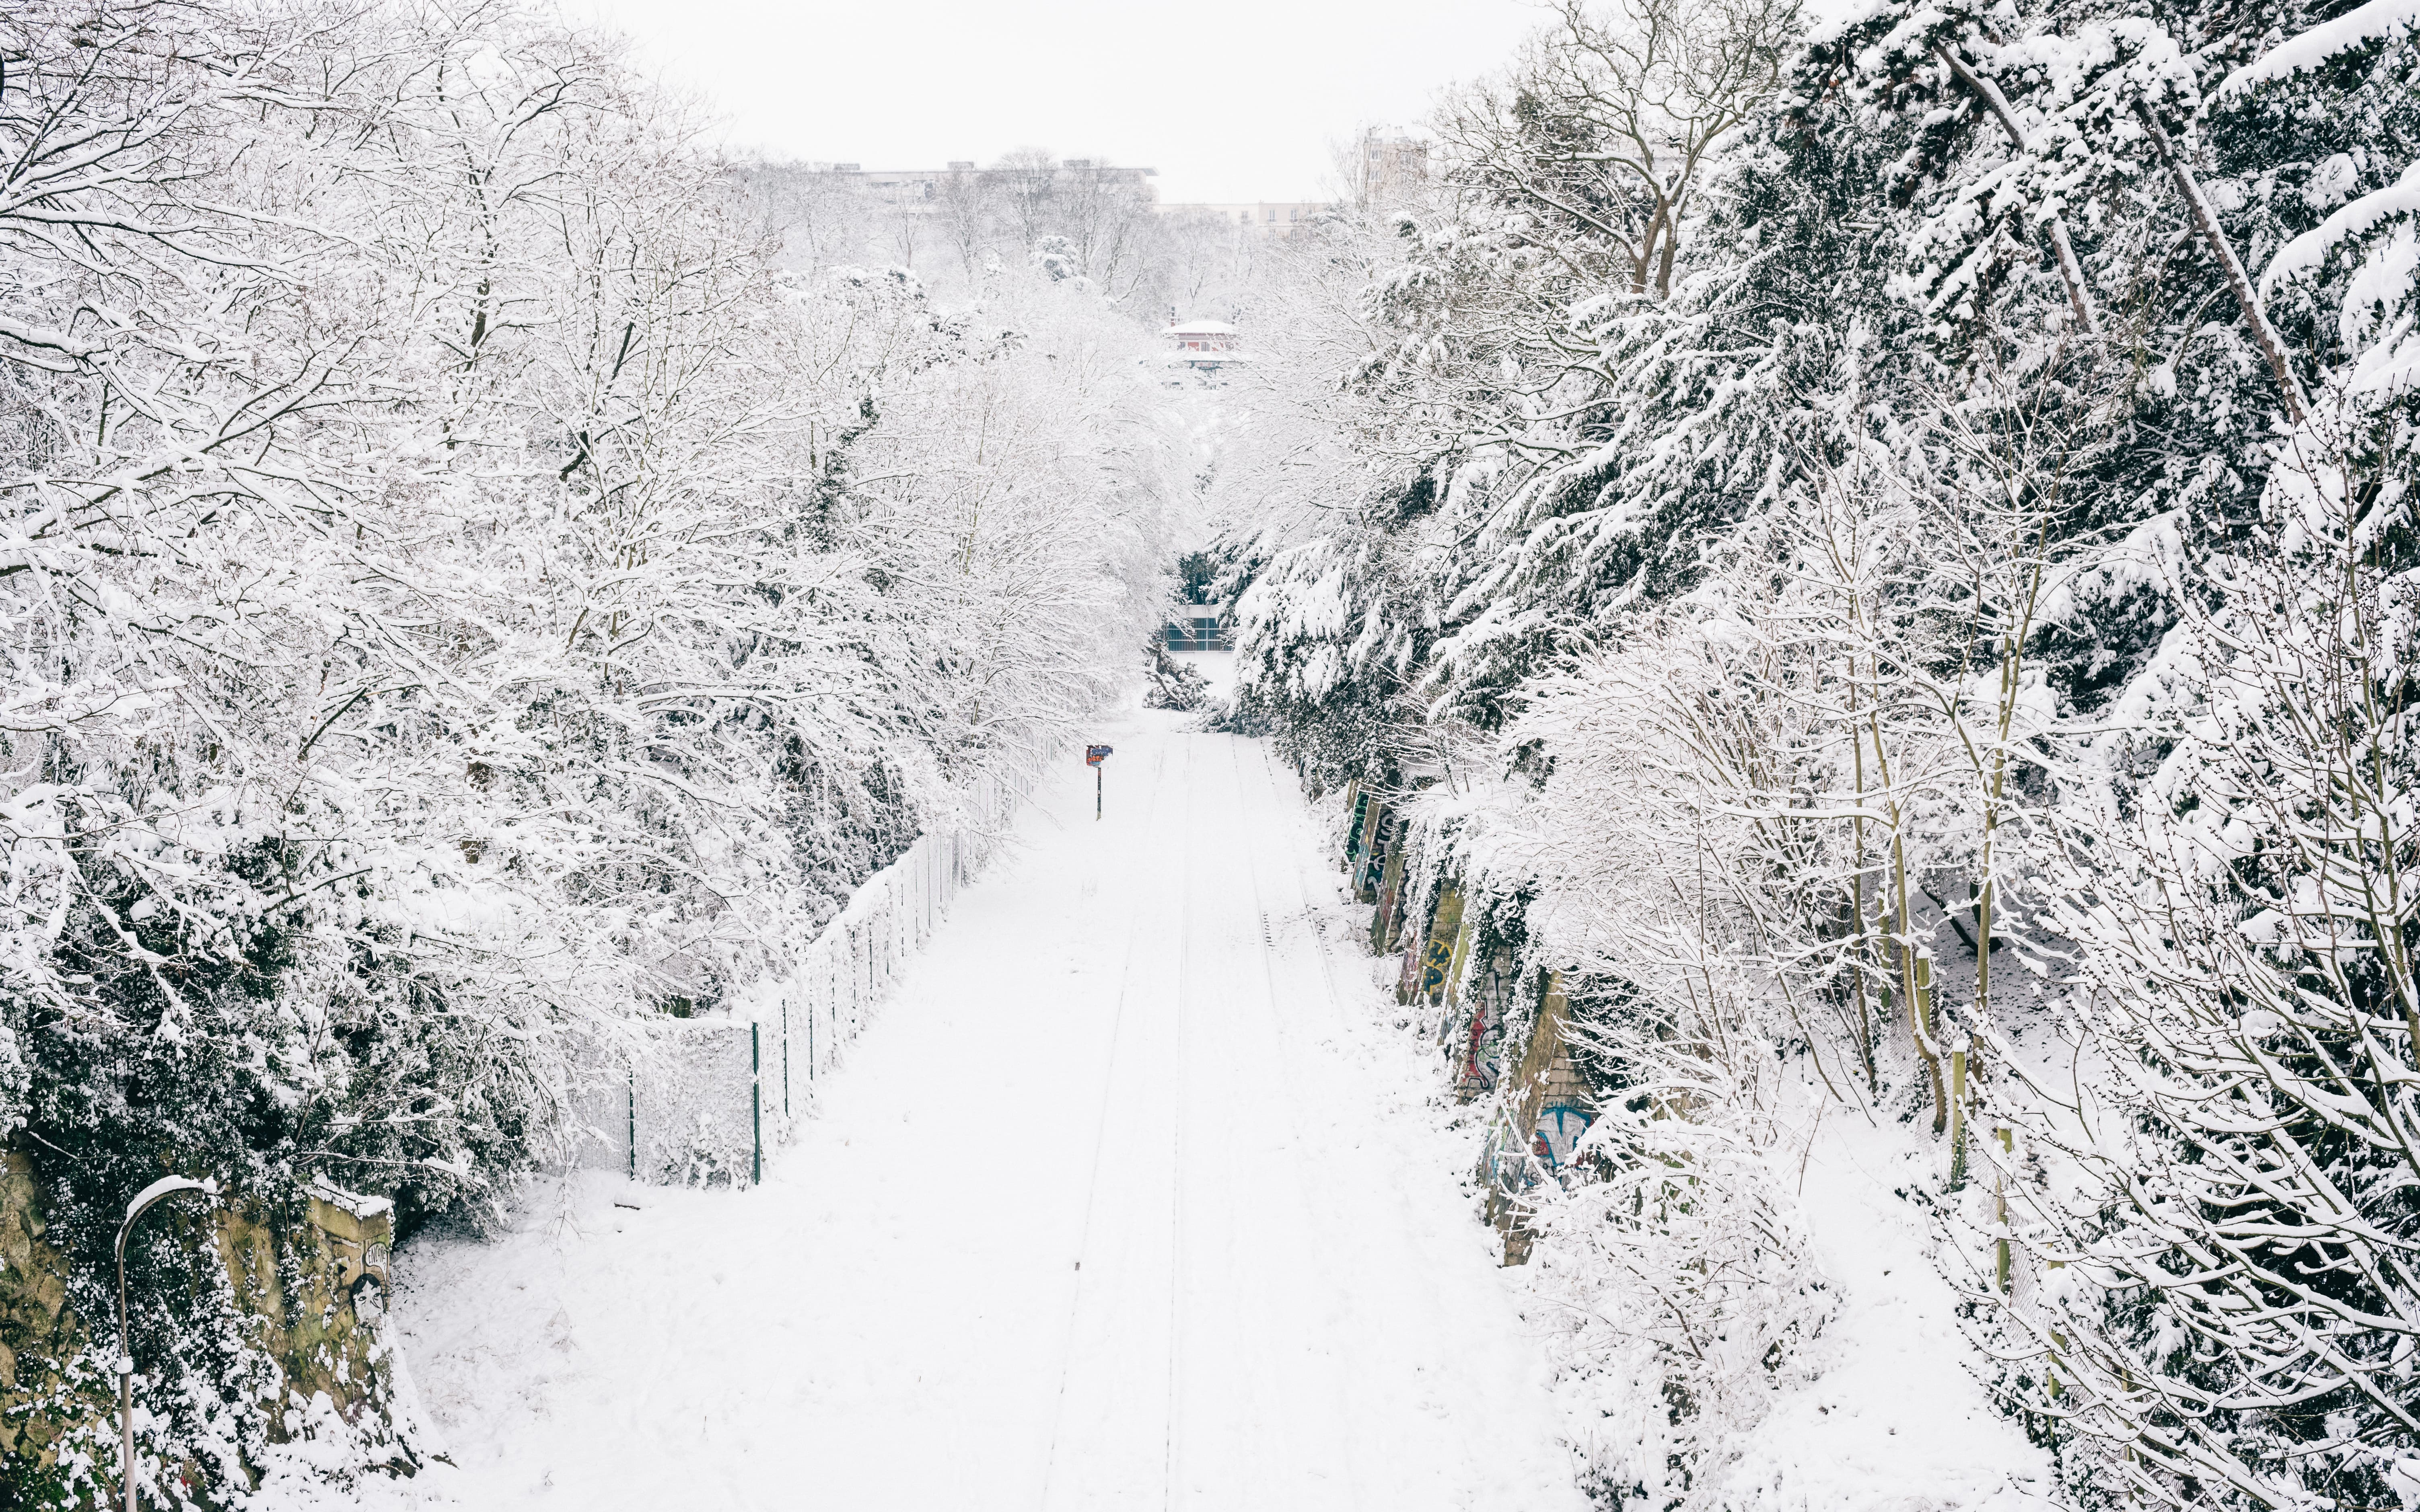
[
  {"left": 363, "top": 673, "right": 1589, "bottom": 1511},
  {"left": 344, "top": 667, "right": 2054, "bottom": 1512},
  {"left": 1724, "top": 1076, "right": 2056, "bottom": 1510}
]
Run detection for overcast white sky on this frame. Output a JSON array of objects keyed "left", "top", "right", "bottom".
[{"left": 574, "top": 0, "right": 1547, "bottom": 203}]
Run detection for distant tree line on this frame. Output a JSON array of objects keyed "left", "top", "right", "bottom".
[{"left": 741, "top": 150, "right": 1282, "bottom": 317}]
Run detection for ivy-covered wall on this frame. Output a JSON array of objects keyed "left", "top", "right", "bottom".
[
  {"left": 0, "top": 1152, "right": 415, "bottom": 1507},
  {"left": 0, "top": 1152, "right": 91, "bottom": 1485}
]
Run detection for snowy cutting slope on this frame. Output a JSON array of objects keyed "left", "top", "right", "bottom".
[{"left": 365, "top": 686, "right": 1587, "bottom": 1511}]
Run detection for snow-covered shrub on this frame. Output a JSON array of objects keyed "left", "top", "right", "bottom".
[
  {"left": 1526, "top": 1022, "right": 1833, "bottom": 1510},
  {"left": 1464, "top": 594, "right": 1864, "bottom": 1506},
  {"left": 0, "top": 0, "right": 1178, "bottom": 1499},
  {"left": 1143, "top": 643, "right": 1212, "bottom": 711}
]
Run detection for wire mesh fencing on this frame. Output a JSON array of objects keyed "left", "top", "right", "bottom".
[{"left": 574, "top": 762, "right": 1038, "bottom": 1186}]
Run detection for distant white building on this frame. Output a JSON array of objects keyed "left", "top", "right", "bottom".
[
  {"left": 1154, "top": 201, "right": 1325, "bottom": 239},
  {"left": 1158, "top": 318, "right": 1253, "bottom": 380},
  {"left": 1166, "top": 319, "right": 1237, "bottom": 353},
  {"left": 1354, "top": 131, "right": 1430, "bottom": 205}
]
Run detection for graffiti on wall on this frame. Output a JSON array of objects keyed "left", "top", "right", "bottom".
[
  {"left": 1451, "top": 947, "right": 1523, "bottom": 1101},
  {"left": 1399, "top": 883, "right": 1465, "bottom": 1011},
  {"left": 1530, "top": 1104, "right": 1591, "bottom": 1171},
  {"left": 1356, "top": 810, "right": 1393, "bottom": 901},
  {"left": 1418, "top": 937, "right": 1454, "bottom": 997},
  {"left": 1484, "top": 1103, "right": 1596, "bottom": 1192},
  {"left": 1457, "top": 1000, "right": 1503, "bottom": 1099}
]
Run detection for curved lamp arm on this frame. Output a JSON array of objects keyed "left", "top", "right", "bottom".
[{"left": 114, "top": 1176, "right": 218, "bottom": 1512}]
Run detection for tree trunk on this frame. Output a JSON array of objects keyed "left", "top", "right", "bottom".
[
  {"left": 1931, "top": 44, "right": 2101, "bottom": 336},
  {"left": 2132, "top": 101, "right": 2309, "bottom": 423}
]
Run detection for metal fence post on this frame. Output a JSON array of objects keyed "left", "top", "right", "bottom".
[{"left": 707, "top": 770, "right": 1019, "bottom": 1168}]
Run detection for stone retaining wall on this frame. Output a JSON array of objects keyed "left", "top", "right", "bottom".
[{"left": 0, "top": 1152, "right": 412, "bottom": 1502}]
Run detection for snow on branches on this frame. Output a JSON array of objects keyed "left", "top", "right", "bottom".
[
  {"left": 1212, "top": 0, "right": 2419, "bottom": 1501},
  {"left": 0, "top": 0, "right": 1178, "bottom": 1499}
]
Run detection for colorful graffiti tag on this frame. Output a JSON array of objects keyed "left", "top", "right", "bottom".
[
  {"left": 1418, "top": 937, "right": 1454, "bottom": 997},
  {"left": 1352, "top": 809, "right": 1391, "bottom": 902},
  {"left": 1457, "top": 1001, "right": 1502, "bottom": 1099},
  {"left": 1530, "top": 1105, "right": 1591, "bottom": 1171},
  {"left": 1416, "top": 888, "right": 1469, "bottom": 1006},
  {"left": 1484, "top": 1103, "right": 1595, "bottom": 1192}
]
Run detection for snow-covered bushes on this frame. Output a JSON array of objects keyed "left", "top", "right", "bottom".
[
  {"left": 1209, "top": 0, "right": 2419, "bottom": 1502},
  {"left": 1502, "top": 803, "right": 1839, "bottom": 1507},
  {"left": 1143, "top": 643, "right": 1211, "bottom": 710},
  {"left": 0, "top": 0, "right": 1175, "bottom": 1500},
  {"left": 1527, "top": 1073, "right": 1830, "bottom": 1509}
]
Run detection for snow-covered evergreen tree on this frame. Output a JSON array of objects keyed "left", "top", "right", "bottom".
[{"left": 1212, "top": 0, "right": 2418, "bottom": 1501}]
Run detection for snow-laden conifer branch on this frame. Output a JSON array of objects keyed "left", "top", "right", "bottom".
[{"left": 1210, "top": 0, "right": 2420, "bottom": 1499}]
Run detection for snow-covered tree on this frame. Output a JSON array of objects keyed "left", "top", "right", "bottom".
[
  {"left": 1214, "top": 0, "right": 2418, "bottom": 1502},
  {"left": 0, "top": 0, "right": 1179, "bottom": 1498}
]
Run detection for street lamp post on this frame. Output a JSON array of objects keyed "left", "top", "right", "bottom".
[{"left": 115, "top": 1176, "right": 217, "bottom": 1512}]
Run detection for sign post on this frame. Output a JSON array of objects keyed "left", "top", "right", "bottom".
[{"left": 1085, "top": 744, "right": 1113, "bottom": 820}]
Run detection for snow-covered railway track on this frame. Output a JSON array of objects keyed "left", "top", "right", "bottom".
[
  {"left": 1163, "top": 735, "right": 1194, "bottom": 1512},
  {"left": 1039, "top": 738, "right": 1172, "bottom": 1511},
  {"left": 1222, "top": 735, "right": 1372, "bottom": 1512},
  {"left": 384, "top": 706, "right": 1585, "bottom": 1512}
]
